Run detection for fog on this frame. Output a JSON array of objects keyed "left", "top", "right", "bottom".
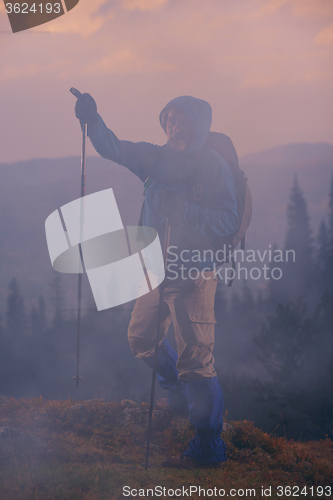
[{"left": 0, "top": 0, "right": 333, "bottom": 445}]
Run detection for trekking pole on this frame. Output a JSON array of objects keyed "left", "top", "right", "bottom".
[
  {"left": 70, "top": 87, "right": 86, "bottom": 389},
  {"left": 143, "top": 218, "right": 171, "bottom": 469}
]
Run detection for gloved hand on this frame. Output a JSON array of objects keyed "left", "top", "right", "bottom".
[
  {"left": 75, "top": 93, "right": 98, "bottom": 125},
  {"left": 160, "top": 188, "right": 185, "bottom": 223}
]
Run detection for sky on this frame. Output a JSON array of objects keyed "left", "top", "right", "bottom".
[{"left": 0, "top": 0, "right": 332, "bottom": 163}]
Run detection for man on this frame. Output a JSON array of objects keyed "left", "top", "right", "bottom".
[{"left": 75, "top": 94, "right": 239, "bottom": 468}]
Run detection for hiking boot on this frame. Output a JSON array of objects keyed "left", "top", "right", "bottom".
[
  {"left": 155, "top": 398, "right": 188, "bottom": 419},
  {"left": 162, "top": 455, "right": 225, "bottom": 469}
]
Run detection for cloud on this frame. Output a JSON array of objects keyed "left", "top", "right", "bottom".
[
  {"left": 1, "top": 0, "right": 333, "bottom": 163},
  {"left": 121, "top": 0, "right": 168, "bottom": 10},
  {"left": 250, "top": 0, "right": 333, "bottom": 19},
  {"left": 0, "top": 63, "right": 40, "bottom": 81},
  {"left": 315, "top": 24, "right": 333, "bottom": 45},
  {"left": 36, "top": 0, "right": 113, "bottom": 36},
  {"left": 290, "top": 0, "right": 333, "bottom": 18},
  {"left": 249, "top": 0, "right": 288, "bottom": 19},
  {"left": 83, "top": 49, "right": 176, "bottom": 75},
  {"left": 2, "top": 0, "right": 332, "bottom": 87},
  {"left": 0, "top": 58, "right": 73, "bottom": 82}
]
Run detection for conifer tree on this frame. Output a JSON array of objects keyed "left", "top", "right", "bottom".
[
  {"left": 2, "top": 279, "right": 32, "bottom": 395},
  {"left": 49, "top": 273, "right": 65, "bottom": 328},
  {"left": 254, "top": 293, "right": 333, "bottom": 439},
  {"left": 326, "top": 173, "right": 333, "bottom": 291},
  {"left": 30, "top": 295, "right": 47, "bottom": 337},
  {"left": 328, "top": 173, "right": 333, "bottom": 246},
  {"left": 316, "top": 174, "right": 333, "bottom": 293},
  {"left": 317, "top": 219, "right": 330, "bottom": 291},
  {"left": 0, "top": 314, "right": 5, "bottom": 369},
  {"left": 5, "top": 278, "right": 26, "bottom": 339},
  {"left": 285, "top": 175, "right": 313, "bottom": 269},
  {"left": 270, "top": 176, "right": 315, "bottom": 303}
]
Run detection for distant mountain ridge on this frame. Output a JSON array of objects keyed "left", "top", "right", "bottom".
[
  {"left": 241, "top": 142, "right": 333, "bottom": 168},
  {"left": 0, "top": 142, "right": 332, "bottom": 313}
]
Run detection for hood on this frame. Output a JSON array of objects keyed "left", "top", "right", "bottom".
[{"left": 159, "top": 95, "right": 212, "bottom": 153}]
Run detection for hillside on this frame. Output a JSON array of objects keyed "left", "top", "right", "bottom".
[
  {"left": 0, "top": 142, "right": 332, "bottom": 313},
  {"left": 0, "top": 397, "right": 332, "bottom": 500}
]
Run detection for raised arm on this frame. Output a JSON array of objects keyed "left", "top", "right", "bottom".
[
  {"left": 88, "top": 115, "right": 162, "bottom": 182},
  {"left": 74, "top": 92, "right": 162, "bottom": 182}
]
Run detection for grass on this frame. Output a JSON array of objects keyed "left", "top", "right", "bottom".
[{"left": 0, "top": 397, "right": 332, "bottom": 499}]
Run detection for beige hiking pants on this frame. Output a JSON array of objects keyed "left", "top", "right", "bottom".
[{"left": 127, "top": 272, "right": 217, "bottom": 380}]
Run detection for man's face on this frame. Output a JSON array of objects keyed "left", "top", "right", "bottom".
[{"left": 165, "top": 108, "right": 194, "bottom": 151}]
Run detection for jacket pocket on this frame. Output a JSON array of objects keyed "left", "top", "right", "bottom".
[{"left": 188, "top": 310, "right": 217, "bottom": 324}]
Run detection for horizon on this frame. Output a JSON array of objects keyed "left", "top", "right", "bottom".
[
  {"left": 1, "top": 139, "right": 333, "bottom": 166},
  {"left": 1, "top": 0, "right": 333, "bottom": 163}
]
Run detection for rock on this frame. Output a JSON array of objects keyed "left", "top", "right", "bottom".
[
  {"left": 120, "top": 399, "right": 138, "bottom": 408},
  {"left": 258, "top": 451, "right": 272, "bottom": 460},
  {"left": 152, "top": 410, "right": 163, "bottom": 418},
  {"left": 223, "top": 422, "right": 235, "bottom": 433},
  {"left": 123, "top": 408, "right": 142, "bottom": 415},
  {"left": 300, "top": 461, "right": 312, "bottom": 469},
  {"left": 69, "top": 404, "right": 85, "bottom": 412},
  {"left": 45, "top": 449, "right": 56, "bottom": 460},
  {"left": 121, "top": 405, "right": 166, "bottom": 427},
  {"left": 239, "top": 448, "right": 252, "bottom": 457},
  {"left": 69, "top": 399, "right": 104, "bottom": 412},
  {"left": 123, "top": 407, "right": 142, "bottom": 426}
]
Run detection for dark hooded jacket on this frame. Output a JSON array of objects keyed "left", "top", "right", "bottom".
[{"left": 88, "top": 96, "right": 239, "bottom": 257}]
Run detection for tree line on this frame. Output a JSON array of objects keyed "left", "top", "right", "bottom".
[{"left": 0, "top": 173, "right": 332, "bottom": 440}]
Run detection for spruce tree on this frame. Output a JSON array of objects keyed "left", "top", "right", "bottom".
[
  {"left": 3, "top": 279, "right": 33, "bottom": 396},
  {"left": 317, "top": 219, "right": 330, "bottom": 291},
  {"left": 316, "top": 174, "right": 333, "bottom": 293},
  {"left": 328, "top": 173, "right": 333, "bottom": 247},
  {"left": 326, "top": 173, "right": 333, "bottom": 291},
  {"left": 5, "top": 278, "right": 26, "bottom": 339},
  {"left": 49, "top": 273, "right": 65, "bottom": 328},
  {"left": 271, "top": 176, "right": 315, "bottom": 303},
  {"left": 254, "top": 293, "right": 333, "bottom": 439},
  {"left": 285, "top": 176, "right": 313, "bottom": 268},
  {"left": 30, "top": 295, "right": 47, "bottom": 338}
]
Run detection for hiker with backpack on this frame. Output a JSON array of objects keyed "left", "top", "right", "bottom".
[{"left": 74, "top": 94, "right": 251, "bottom": 468}]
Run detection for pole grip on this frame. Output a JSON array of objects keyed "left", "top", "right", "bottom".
[{"left": 70, "top": 87, "right": 82, "bottom": 99}]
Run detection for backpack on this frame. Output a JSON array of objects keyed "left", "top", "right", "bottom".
[
  {"left": 204, "top": 131, "right": 252, "bottom": 252},
  {"left": 192, "top": 132, "right": 252, "bottom": 285}
]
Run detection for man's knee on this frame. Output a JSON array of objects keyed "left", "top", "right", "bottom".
[{"left": 177, "top": 343, "right": 216, "bottom": 380}]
